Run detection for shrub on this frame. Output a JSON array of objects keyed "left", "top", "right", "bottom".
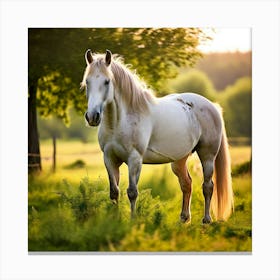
[
  {"left": 169, "top": 69, "right": 216, "bottom": 100},
  {"left": 221, "top": 77, "right": 252, "bottom": 137},
  {"left": 232, "top": 161, "right": 251, "bottom": 176},
  {"left": 64, "top": 159, "right": 86, "bottom": 169}
]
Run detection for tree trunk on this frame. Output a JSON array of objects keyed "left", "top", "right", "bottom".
[{"left": 28, "top": 80, "right": 41, "bottom": 173}]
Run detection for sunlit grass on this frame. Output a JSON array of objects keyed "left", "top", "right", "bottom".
[
  {"left": 40, "top": 139, "right": 251, "bottom": 183},
  {"left": 29, "top": 140, "right": 252, "bottom": 252}
]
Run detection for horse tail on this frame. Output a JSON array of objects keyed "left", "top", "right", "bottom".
[{"left": 211, "top": 113, "right": 234, "bottom": 221}]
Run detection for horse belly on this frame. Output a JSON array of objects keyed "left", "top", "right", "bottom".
[
  {"left": 143, "top": 148, "right": 176, "bottom": 164},
  {"left": 143, "top": 131, "right": 194, "bottom": 163},
  {"left": 143, "top": 105, "right": 201, "bottom": 163}
]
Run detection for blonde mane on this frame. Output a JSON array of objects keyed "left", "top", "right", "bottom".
[{"left": 82, "top": 53, "right": 156, "bottom": 113}]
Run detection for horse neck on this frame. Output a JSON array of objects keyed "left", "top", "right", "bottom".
[{"left": 102, "top": 90, "right": 121, "bottom": 130}]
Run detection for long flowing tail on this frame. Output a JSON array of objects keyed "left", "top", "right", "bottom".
[{"left": 211, "top": 118, "right": 234, "bottom": 221}]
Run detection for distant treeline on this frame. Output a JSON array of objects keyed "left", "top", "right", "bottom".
[{"left": 196, "top": 51, "right": 252, "bottom": 91}]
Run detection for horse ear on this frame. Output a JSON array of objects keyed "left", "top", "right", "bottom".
[
  {"left": 105, "top": 49, "right": 112, "bottom": 66},
  {"left": 85, "top": 49, "right": 93, "bottom": 65}
]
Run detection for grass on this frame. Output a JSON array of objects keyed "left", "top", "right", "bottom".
[{"left": 28, "top": 140, "right": 252, "bottom": 252}]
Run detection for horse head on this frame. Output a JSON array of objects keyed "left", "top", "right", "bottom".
[{"left": 82, "top": 49, "right": 114, "bottom": 126}]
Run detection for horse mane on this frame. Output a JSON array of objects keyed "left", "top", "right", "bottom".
[
  {"left": 82, "top": 53, "right": 156, "bottom": 113},
  {"left": 110, "top": 57, "right": 156, "bottom": 113}
]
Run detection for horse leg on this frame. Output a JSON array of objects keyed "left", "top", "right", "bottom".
[
  {"left": 197, "top": 152, "right": 215, "bottom": 224},
  {"left": 104, "top": 150, "right": 121, "bottom": 202},
  {"left": 171, "top": 157, "right": 192, "bottom": 223},
  {"left": 127, "top": 150, "right": 142, "bottom": 217}
]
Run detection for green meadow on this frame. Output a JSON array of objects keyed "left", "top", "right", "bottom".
[{"left": 28, "top": 139, "right": 252, "bottom": 252}]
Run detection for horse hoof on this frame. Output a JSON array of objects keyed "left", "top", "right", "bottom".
[
  {"left": 110, "top": 192, "right": 119, "bottom": 201},
  {"left": 202, "top": 216, "right": 212, "bottom": 224},
  {"left": 111, "top": 199, "right": 118, "bottom": 204},
  {"left": 180, "top": 214, "right": 191, "bottom": 223}
]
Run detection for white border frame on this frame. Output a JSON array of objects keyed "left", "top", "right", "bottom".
[{"left": 1, "top": 0, "right": 279, "bottom": 279}]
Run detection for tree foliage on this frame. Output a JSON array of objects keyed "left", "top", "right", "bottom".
[{"left": 29, "top": 28, "right": 208, "bottom": 122}]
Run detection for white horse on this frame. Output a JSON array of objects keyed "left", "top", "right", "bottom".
[{"left": 81, "top": 49, "right": 234, "bottom": 223}]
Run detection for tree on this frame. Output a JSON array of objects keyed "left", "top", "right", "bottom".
[
  {"left": 28, "top": 28, "right": 209, "bottom": 173},
  {"left": 28, "top": 29, "right": 86, "bottom": 172}
]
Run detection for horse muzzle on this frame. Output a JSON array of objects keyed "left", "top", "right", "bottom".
[{"left": 85, "top": 111, "right": 101, "bottom": 126}]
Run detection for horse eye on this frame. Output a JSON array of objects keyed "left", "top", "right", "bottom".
[{"left": 104, "top": 79, "right": 110, "bottom": 86}]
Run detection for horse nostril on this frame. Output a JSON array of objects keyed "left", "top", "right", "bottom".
[
  {"left": 95, "top": 112, "right": 100, "bottom": 122},
  {"left": 85, "top": 112, "right": 89, "bottom": 123},
  {"left": 85, "top": 111, "right": 101, "bottom": 125}
]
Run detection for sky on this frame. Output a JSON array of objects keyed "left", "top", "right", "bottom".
[{"left": 198, "top": 28, "right": 251, "bottom": 53}]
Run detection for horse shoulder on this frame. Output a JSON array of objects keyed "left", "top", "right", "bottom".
[{"left": 124, "top": 113, "right": 153, "bottom": 156}]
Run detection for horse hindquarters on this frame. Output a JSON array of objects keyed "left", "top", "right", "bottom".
[{"left": 197, "top": 115, "right": 233, "bottom": 223}]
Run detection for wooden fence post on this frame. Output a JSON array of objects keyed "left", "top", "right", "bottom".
[{"left": 52, "top": 135, "right": 56, "bottom": 173}]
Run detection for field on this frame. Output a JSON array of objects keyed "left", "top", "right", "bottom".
[{"left": 28, "top": 139, "right": 252, "bottom": 252}]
